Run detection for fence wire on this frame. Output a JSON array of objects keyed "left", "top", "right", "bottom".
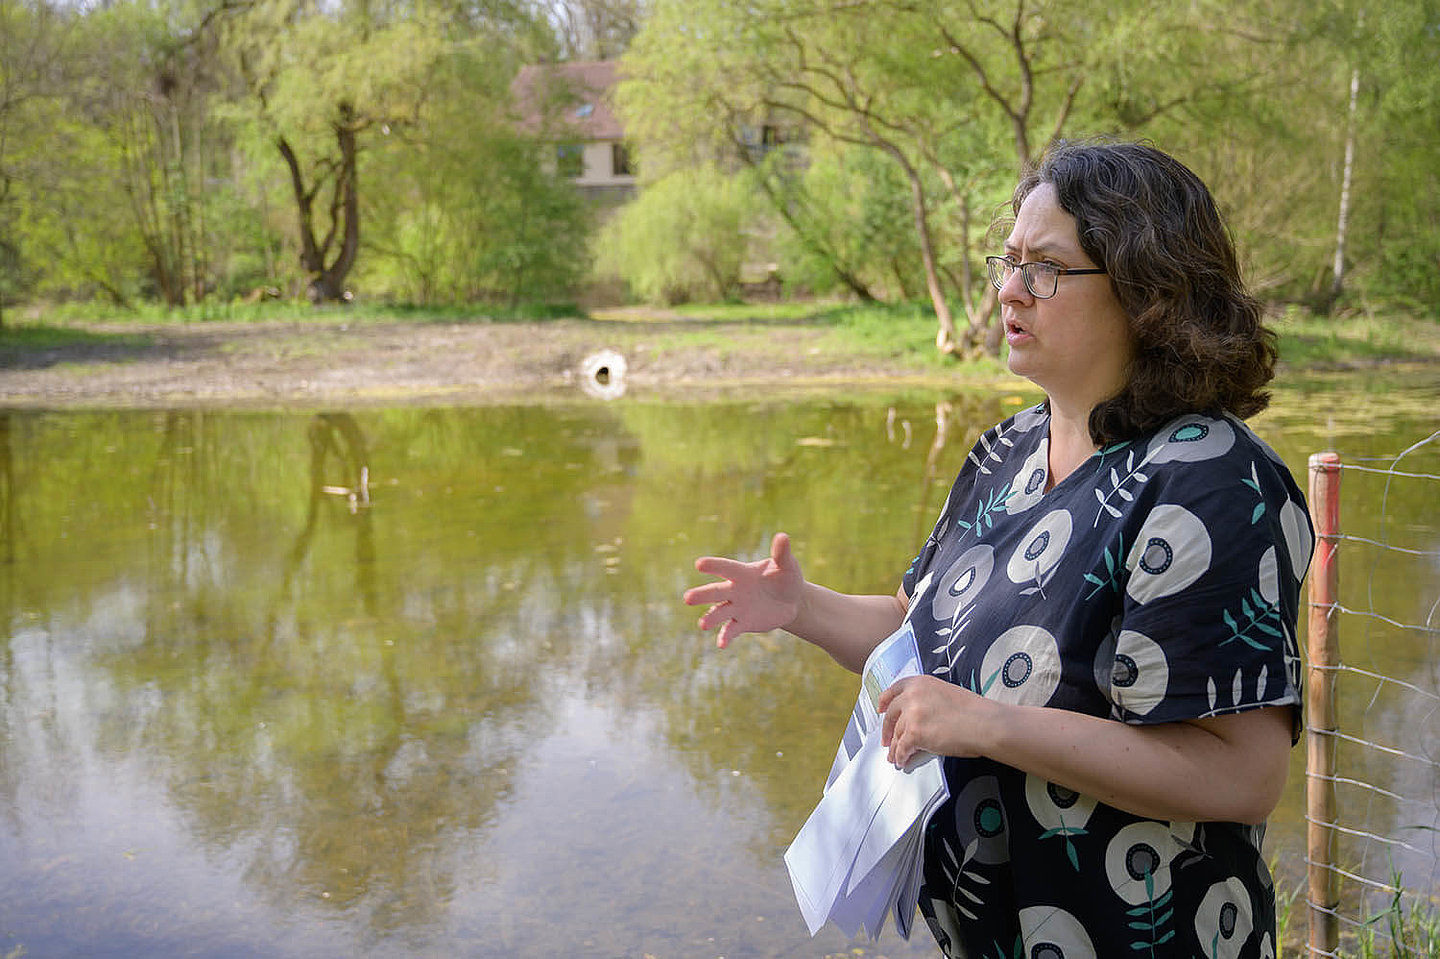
[{"left": 1304, "top": 430, "right": 1440, "bottom": 958}]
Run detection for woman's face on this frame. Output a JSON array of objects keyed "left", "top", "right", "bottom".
[{"left": 999, "top": 182, "right": 1135, "bottom": 415}]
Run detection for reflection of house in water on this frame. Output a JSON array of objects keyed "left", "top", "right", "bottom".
[{"left": 512, "top": 60, "right": 636, "bottom": 205}]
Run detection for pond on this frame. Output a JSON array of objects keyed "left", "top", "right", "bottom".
[{"left": 1, "top": 370, "right": 1437, "bottom": 958}]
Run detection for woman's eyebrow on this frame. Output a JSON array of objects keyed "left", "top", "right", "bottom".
[{"left": 1002, "top": 240, "right": 1074, "bottom": 260}]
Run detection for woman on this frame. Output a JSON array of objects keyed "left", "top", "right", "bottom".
[{"left": 683, "top": 140, "right": 1312, "bottom": 958}]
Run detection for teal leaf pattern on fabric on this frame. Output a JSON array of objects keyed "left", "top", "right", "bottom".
[
  {"left": 1241, "top": 461, "right": 1267, "bottom": 525},
  {"left": 1220, "top": 588, "right": 1283, "bottom": 650},
  {"left": 1126, "top": 875, "right": 1175, "bottom": 956},
  {"left": 981, "top": 937, "right": 1023, "bottom": 959},
  {"left": 1038, "top": 824, "right": 1089, "bottom": 871},
  {"left": 955, "top": 483, "right": 1015, "bottom": 539},
  {"left": 1084, "top": 532, "right": 1127, "bottom": 600}
]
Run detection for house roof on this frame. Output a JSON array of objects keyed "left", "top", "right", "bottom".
[{"left": 511, "top": 60, "right": 626, "bottom": 141}]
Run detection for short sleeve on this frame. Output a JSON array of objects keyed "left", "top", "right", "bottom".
[{"left": 1105, "top": 427, "right": 1310, "bottom": 738}]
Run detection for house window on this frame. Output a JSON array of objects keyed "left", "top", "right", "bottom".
[
  {"left": 611, "top": 143, "right": 633, "bottom": 177},
  {"left": 557, "top": 143, "right": 584, "bottom": 178}
]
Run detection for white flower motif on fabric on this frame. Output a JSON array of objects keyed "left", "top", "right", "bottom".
[
  {"left": 1111, "top": 629, "right": 1170, "bottom": 716},
  {"left": 1145, "top": 413, "right": 1236, "bottom": 464},
  {"left": 1025, "top": 775, "right": 1098, "bottom": 871},
  {"left": 1006, "top": 438, "right": 1049, "bottom": 515},
  {"left": 1279, "top": 498, "right": 1313, "bottom": 582},
  {"left": 1006, "top": 508, "right": 1073, "bottom": 591},
  {"left": 1018, "top": 905, "right": 1097, "bottom": 959},
  {"left": 1105, "top": 822, "right": 1191, "bottom": 956},
  {"left": 934, "top": 776, "right": 1010, "bottom": 922},
  {"left": 978, "top": 625, "right": 1062, "bottom": 705},
  {"left": 950, "top": 775, "right": 1010, "bottom": 865},
  {"left": 1125, "top": 504, "right": 1212, "bottom": 603},
  {"left": 931, "top": 544, "right": 995, "bottom": 622},
  {"left": 1025, "top": 775, "right": 1099, "bottom": 832},
  {"left": 1194, "top": 877, "right": 1255, "bottom": 959}
]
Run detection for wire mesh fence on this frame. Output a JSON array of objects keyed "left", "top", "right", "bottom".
[{"left": 1304, "top": 431, "right": 1440, "bottom": 958}]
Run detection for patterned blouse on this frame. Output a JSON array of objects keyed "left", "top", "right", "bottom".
[{"left": 900, "top": 405, "right": 1312, "bottom": 959}]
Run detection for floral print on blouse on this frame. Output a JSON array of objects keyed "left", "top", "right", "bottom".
[{"left": 900, "top": 405, "right": 1312, "bottom": 959}]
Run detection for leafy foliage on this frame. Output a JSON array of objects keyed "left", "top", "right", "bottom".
[{"left": 593, "top": 165, "right": 755, "bottom": 305}]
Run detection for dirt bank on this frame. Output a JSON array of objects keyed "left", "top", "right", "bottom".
[{"left": 0, "top": 317, "right": 972, "bottom": 409}]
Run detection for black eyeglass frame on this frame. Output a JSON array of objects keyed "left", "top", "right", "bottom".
[{"left": 985, "top": 255, "right": 1106, "bottom": 299}]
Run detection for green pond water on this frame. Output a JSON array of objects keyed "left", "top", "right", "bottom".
[{"left": 1, "top": 371, "right": 1437, "bottom": 958}]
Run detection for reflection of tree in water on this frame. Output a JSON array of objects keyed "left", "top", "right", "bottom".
[
  {"left": 0, "top": 411, "right": 13, "bottom": 569},
  {"left": 280, "top": 413, "right": 377, "bottom": 617},
  {"left": 97, "top": 407, "right": 643, "bottom": 934},
  {"left": 0, "top": 411, "right": 16, "bottom": 813},
  {"left": 624, "top": 393, "right": 1011, "bottom": 851}
]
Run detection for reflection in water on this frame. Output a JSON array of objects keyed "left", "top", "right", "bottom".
[
  {"left": 0, "top": 380, "right": 1435, "bottom": 957},
  {"left": 286, "top": 413, "right": 376, "bottom": 616}
]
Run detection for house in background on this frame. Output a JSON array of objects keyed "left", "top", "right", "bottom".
[{"left": 511, "top": 60, "right": 636, "bottom": 203}]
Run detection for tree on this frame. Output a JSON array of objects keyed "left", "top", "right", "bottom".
[
  {"left": 360, "top": 46, "right": 590, "bottom": 306},
  {"left": 618, "top": 0, "right": 1119, "bottom": 355},
  {"left": 593, "top": 165, "right": 754, "bottom": 304},
  {"left": 0, "top": 0, "right": 68, "bottom": 325},
  {"left": 545, "top": 0, "right": 648, "bottom": 60},
  {"left": 214, "top": 0, "right": 453, "bottom": 303},
  {"left": 620, "top": 0, "right": 1327, "bottom": 354}
]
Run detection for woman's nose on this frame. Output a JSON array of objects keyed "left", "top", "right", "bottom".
[{"left": 999, "top": 267, "right": 1032, "bottom": 304}]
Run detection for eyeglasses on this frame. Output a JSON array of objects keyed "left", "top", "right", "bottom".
[{"left": 986, "top": 256, "right": 1106, "bottom": 299}]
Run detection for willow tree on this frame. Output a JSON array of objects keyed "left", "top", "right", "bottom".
[
  {"left": 620, "top": 0, "right": 1303, "bottom": 356},
  {"left": 214, "top": 0, "right": 451, "bottom": 303},
  {"left": 0, "top": 0, "right": 68, "bottom": 323}
]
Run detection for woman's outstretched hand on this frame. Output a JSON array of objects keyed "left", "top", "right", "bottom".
[{"left": 683, "top": 532, "right": 805, "bottom": 649}]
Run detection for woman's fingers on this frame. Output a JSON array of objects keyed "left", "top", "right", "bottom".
[
  {"left": 696, "top": 602, "right": 732, "bottom": 632},
  {"left": 717, "top": 618, "right": 743, "bottom": 649},
  {"left": 769, "top": 532, "right": 792, "bottom": 566},
  {"left": 682, "top": 580, "right": 731, "bottom": 606},
  {"left": 694, "top": 555, "right": 753, "bottom": 579}
]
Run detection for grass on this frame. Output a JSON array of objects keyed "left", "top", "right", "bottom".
[
  {"left": 0, "top": 323, "right": 152, "bottom": 361},
  {"left": 1271, "top": 304, "right": 1440, "bottom": 367},
  {"left": 4, "top": 297, "right": 1437, "bottom": 374},
  {"left": 17, "top": 297, "right": 582, "bottom": 327},
  {"left": 1277, "top": 864, "right": 1440, "bottom": 959}
]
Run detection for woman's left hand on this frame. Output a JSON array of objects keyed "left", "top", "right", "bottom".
[{"left": 877, "top": 675, "right": 994, "bottom": 769}]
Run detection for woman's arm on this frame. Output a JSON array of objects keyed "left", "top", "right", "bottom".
[
  {"left": 877, "top": 676, "right": 1293, "bottom": 824},
  {"left": 683, "top": 532, "right": 908, "bottom": 673}
]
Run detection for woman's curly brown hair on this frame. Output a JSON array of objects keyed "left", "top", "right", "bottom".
[{"left": 1013, "top": 140, "right": 1277, "bottom": 447}]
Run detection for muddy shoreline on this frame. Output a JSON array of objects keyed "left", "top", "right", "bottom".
[{"left": 0, "top": 318, "right": 975, "bottom": 409}]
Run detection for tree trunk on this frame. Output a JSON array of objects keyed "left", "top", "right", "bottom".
[
  {"left": 740, "top": 139, "right": 877, "bottom": 302},
  {"left": 280, "top": 108, "right": 361, "bottom": 305},
  {"left": 882, "top": 144, "right": 957, "bottom": 355},
  {"left": 1329, "top": 63, "right": 1360, "bottom": 308}
]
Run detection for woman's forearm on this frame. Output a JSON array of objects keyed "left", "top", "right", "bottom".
[
  {"left": 976, "top": 700, "right": 1293, "bottom": 824},
  {"left": 787, "top": 582, "right": 909, "bottom": 674}
]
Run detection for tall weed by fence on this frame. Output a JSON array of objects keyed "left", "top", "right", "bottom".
[{"left": 1305, "top": 431, "right": 1440, "bottom": 958}]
